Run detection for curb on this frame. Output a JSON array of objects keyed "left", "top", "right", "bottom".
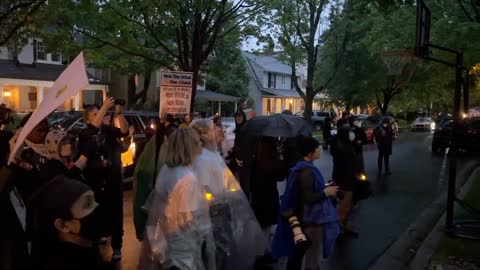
[
  {"left": 408, "top": 167, "right": 480, "bottom": 270},
  {"left": 369, "top": 161, "right": 480, "bottom": 270}
]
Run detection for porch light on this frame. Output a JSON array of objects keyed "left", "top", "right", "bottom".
[
  {"left": 289, "top": 99, "right": 293, "bottom": 104},
  {"left": 3, "top": 91, "right": 11, "bottom": 97}
]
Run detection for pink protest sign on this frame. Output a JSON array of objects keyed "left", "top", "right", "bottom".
[{"left": 8, "top": 52, "right": 89, "bottom": 164}]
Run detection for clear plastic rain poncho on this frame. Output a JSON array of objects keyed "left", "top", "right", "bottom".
[
  {"left": 140, "top": 165, "right": 216, "bottom": 270},
  {"left": 191, "top": 120, "right": 269, "bottom": 270}
]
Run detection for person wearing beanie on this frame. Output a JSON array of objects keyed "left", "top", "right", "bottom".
[
  {"left": 30, "top": 176, "right": 110, "bottom": 270},
  {"left": 330, "top": 126, "right": 358, "bottom": 237},
  {"left": 272, "top": 136, "right": 339, "bottom": 270}
]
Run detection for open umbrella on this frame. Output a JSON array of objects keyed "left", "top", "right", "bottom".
[{"left": 242, "top": 113, "right": 313, "bottom": 138}]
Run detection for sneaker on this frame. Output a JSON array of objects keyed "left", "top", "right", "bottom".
[{"left": 112, "top": 249, "right": 122, "bottom": 261}]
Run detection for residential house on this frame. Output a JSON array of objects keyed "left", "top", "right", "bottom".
[
  {"left": 0, "top": 38, "right": 108, "bottom": 112},
  {"left": 242, "top": 51, "right": 326, "bottom": 116}
]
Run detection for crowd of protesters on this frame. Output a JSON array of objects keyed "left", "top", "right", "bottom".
[{"left": 0, "top": 97, "right": 397, "bottom": 270}]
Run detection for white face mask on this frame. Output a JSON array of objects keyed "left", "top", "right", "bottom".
[
  {"left": 354, "top": 121, "right": 361, "bottom": 128},
  {"left": 348, "top": 131, "right": 355, "bottom": 142},
  {"left": 383, "top": 123, "right": 388, "bottom": 127}
]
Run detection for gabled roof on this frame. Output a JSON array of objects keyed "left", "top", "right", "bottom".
[
  {"left": 195, "top": 89, "right": 240, "bottom": 102},
  {"left": 242, "top": 51, "right": 292, "bottom": 75},
  {"left": 0, "top": 59, "right": 106, "bottom": 84}
]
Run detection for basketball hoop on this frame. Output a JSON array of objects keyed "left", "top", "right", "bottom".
[{"left": 381, "top": 51, "right": 414, "bottom": 76}]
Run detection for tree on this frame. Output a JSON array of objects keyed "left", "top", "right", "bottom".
[
  {"left": 262, "top": 0, "right": 343, "bottom": 121},
  {"left": 35, "top": 0, "right": 267, "bottom": 112},
  {"left": 0, "top": 0, "right": 47, "bottom": 46}
]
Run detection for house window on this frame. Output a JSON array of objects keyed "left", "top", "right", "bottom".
[
  {"left": 51, "top": 52, "right": 61, "bottom": 62},
  {"left": 268, "top": 73, "right": 276, "bottom": 88},
  {"left": 281, "top": 75, "right": 286, "bottom": 84},
  {"left": 36, "top": 41, "right": 46, "bottom": 61}
]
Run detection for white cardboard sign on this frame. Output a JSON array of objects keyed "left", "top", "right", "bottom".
[{"left": 159, "top": 71, "right": 193, "bottom": 116}]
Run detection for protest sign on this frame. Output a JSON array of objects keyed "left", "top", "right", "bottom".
[
  {"left": 159, "top": 71, "right": 193, "bottom": 116},
  {"left": 9, "top": 52, "right": 89, "bottom": 164}
]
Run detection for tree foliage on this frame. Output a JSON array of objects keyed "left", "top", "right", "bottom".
[
  {"left": 31, "top": 0, "right": 265, "bottom": 110},
  {"left": 0, "top": 0, "right": 46, "bottom": 47},
  {"left": 258, "top": 0, "right": 340, "bottom": 120},
  {"left": 316, "top": 0, "right": 480, "bottom": 116}
]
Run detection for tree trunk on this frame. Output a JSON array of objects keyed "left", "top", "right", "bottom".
[
  {"left": 127, "top": 74, "right": 136, "bottom": 108},
  {"left": 135, "top": 71, "right": 152, "bottom": 104},
  {"left": 381, "top": 94, "right": 391, "bottom": 116},
  {"left": 304, "top": 92, "right": 314, "bottom": 121}
]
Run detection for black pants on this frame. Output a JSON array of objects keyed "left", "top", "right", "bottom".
[
  {"left": 378, "top": 147, "right": 390, "bottom": 173},
  {"left": 96, "top": 184, "right": 123, "bottom": 250}
]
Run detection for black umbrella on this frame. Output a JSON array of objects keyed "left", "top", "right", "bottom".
[{"left": 243, "top": 113, "right": 313, "bottom": 138}]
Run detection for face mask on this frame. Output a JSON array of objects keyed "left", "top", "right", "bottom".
[
  {"left": 73, "top": 206, "right": 108, "bottom": 241},
  {"left": 348, "top": 131, "right": 355, "bottom": 142},
  {"left": 354, "top": 121, "right": 361, "bottom": 128},
  {"left": 383, "top": 123, "right": 388, "bottom": 127}
]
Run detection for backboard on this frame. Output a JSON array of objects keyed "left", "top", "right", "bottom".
[{"left": 415, "top": 0, "right": 431, "bottom": 58}]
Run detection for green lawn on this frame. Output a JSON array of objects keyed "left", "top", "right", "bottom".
[{"left": 432, "top": 176, "right": 480, "bottom": 264}]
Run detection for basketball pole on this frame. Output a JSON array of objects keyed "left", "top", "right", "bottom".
[{"left": 416, "top": 0, "right": 480, "bottom": 239}]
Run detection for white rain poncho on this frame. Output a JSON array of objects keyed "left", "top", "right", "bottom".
[
  {"left": 140, "top": 165, "right": 216, "bottom": 270},
  {"left": 193, "top": 148, "right": 269, "bottom": 270}
]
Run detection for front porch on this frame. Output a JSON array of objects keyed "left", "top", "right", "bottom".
[
  {"left": 262, "top": 90, "right": 323, "bottom": 115},
  {"left": 0, "top": 60, "right": 107, "bottom": 112},
  {"left": 0, "top": 78, "right": 107, "bottom": 112}
]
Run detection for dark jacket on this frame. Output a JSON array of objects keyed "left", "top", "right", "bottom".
[
  {"left": 374, "top": 125, "right": 394, "bottom": 156},
  {"left": 0, "top": 130, "right": 13, "bottom": 168},
  {"left": 37, "top": 241, "right": 111, "bottom": 270},
  {"left": 351, "top": 126, "right": 367, "bottom": 154},
  {"left": 330, "top": 128, "right": 357, "bottom": 191}
]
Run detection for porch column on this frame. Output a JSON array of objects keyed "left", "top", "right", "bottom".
[
  {"left": 281, "top": 98, "right": 285, "bottom": 112},
  {"left": 74, "top": 93, "right": 80, "bottom": 110},
  {"left": 234, "top": 101, "right": 238, "bottom": 112},
  {"left": 37, "top": 87, "right": 44, "bottom": 103},
  {"left": 0, "top": 86, "right": 3, "bottom": 104}
]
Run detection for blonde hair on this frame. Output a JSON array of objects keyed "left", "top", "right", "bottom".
[
  {"left": 165, "top": 128, "right": 202, "bottom": 167},
  {"left": 191, "top": 119, "right": 216, "bottom": 150}
]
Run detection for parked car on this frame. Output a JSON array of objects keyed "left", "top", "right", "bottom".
[
  {"left": 295, "top": 110, "right": 337, "bottom": 131},
  {"left": 431, "top": 117, "right": 480, "bottom": 153},
  {"left": 431, "top": 119, "right": 453, "bottom": 153},
  {"left": 411, "top": 117, "right": 435, "bottom": 131},
  {"left": 47, "top": 111, "right": 149, "bottom": 183}
]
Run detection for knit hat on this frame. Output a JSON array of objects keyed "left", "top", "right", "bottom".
[{"left": 298, "top": 136, "right": 320, "bottom": 157}]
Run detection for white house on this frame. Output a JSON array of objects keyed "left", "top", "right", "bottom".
[
  {"left": 0, "top": 39, "right": 108, "bottom": 112},
  {"left": 242, "top": 51, "right": 326, "bottom": 116}
]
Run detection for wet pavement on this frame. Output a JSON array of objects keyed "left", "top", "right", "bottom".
[{"left": 118, "top": 131, "right": 476, "bottom": 270}]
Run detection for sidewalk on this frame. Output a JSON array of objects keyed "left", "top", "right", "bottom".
[
  {"left": 370, "top": 161, "right": 479, "bottom": 270},
  {"left": 410, "top": 167, "right": 480, "bottom": 270}
]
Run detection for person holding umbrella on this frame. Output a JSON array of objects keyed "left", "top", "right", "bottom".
[{"left": 241, "top": 114, "right": 312, "bottom": 237}]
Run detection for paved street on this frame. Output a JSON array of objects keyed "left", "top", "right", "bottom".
[
  {"left": 314, "top": 132, "right": 477, "bottom": 270},
  {"left": 119, "top": 131, "right": 477, "bottom": 270}
]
